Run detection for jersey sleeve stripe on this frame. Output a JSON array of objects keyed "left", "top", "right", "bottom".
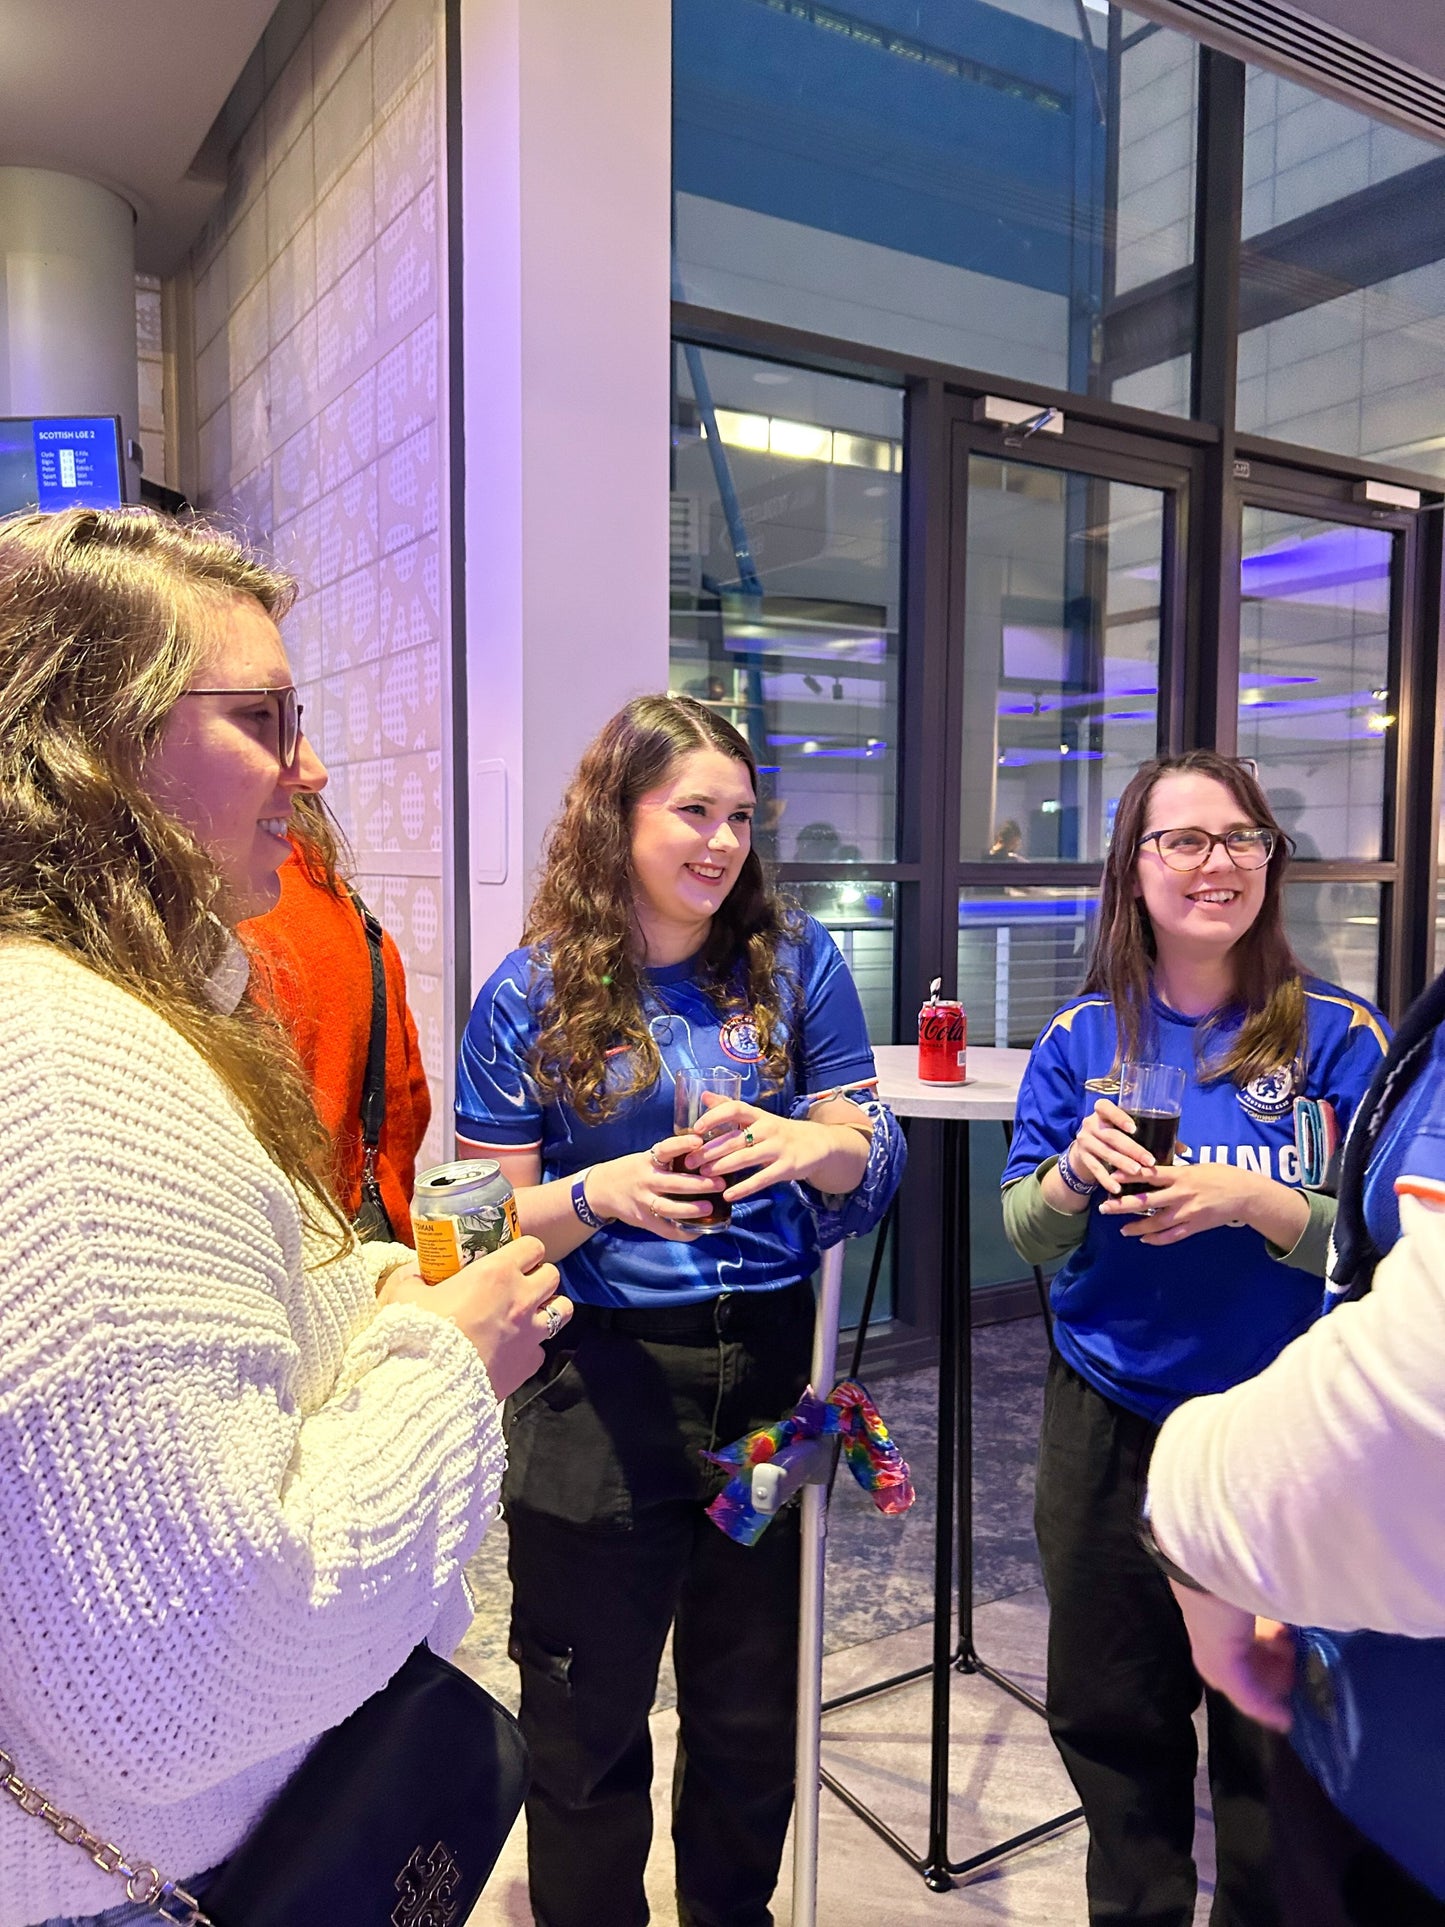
[
  {"left": 1304, "top": 989, "right": 1389, "bottom": 1052},
  {"left": 1394, "top": 1177, "right": 1445, "bottom": 1209},
  {"left": 1040, "top": 999, "right": 1111, "bottom": 1043},
  {"left": 455, "top": 1130, "right": 544, "bottom": 1153}
]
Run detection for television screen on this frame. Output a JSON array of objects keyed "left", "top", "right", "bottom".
[{"left": 0, "top": 416, "right": 125, "bottom": 516}]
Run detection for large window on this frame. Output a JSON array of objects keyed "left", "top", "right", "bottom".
[
  {"left": 669, "top": 344, "right": 904, "bottom": 870},
  {"left": 674, "top": 1, "right": 1198, "bottom": 411},
  {"left": 1236, "top": 69, "right": 1445, "bottom": 474}
]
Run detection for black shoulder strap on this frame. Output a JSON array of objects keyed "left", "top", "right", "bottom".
[{"left": 348, "top": 888, "right": 387, "bottom": 1153}]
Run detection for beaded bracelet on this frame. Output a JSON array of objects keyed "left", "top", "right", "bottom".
[{"left": 1056, "top": 1144, "right": 1098, "bottom": 1197}]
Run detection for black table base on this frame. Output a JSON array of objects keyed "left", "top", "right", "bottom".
[{"left": 819, "top": 1115, "right": 1083, "bottom": 1890}]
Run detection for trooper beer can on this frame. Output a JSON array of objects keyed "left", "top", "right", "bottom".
[
  {"left": 918, "top": 999, "right": 967, "bottom": 1084},
  {"left": 411, "top": 1159, "right": 521, "bottom": 1284}
]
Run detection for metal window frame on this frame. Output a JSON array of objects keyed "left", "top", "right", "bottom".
[{"left": 668, "top": 33, "right": 1445, "bottom": 1347}]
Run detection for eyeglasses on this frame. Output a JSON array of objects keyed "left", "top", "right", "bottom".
[
  {"left": 182, "top": 685, "right": 303, "bottom": 770},
  {"left": 1137, "top": 826, "right": 1277, "bottom": 872}
]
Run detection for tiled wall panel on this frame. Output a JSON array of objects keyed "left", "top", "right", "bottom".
[{"left": 185, "top": 0, "right": 447, "bottom": 1167}]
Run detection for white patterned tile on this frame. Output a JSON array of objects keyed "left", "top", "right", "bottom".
[
  {"left": 273, "top": 500, "right": 324, "bottom": 597},
  {"left": 315, "top": 0, "right": 371, "bottom": 101},
  {"left": 268, "top": 218, "right": 317, "bottom": 344},
  {"left": 316, "top": 250, "right": 377, "bottom": 392},
  {"left": 231, "top": 364, "right": 271, "bottom": 481},
  {"left": 348, "top": 747, "right": 445, "bottom": 862},
  {"left": 227, "top": 272, "right": 270, "bottom": 383},
  {"left": 136, "top": 282, "right": 163, "bottom": 355},
  {"left": 267, "top": 125, "right": 315, "bottom": 258},
  {"left": 138, "top": 357, "right": 164, "bottom": 433},
  {"left": 377, "top": 532, "right": 440, "bottom": 653},
  {"left": 229, "top": 464, "right": 276, "bottom": 545},
  {"left": 281, "top": 589, "right": 325, "bottom": 682},
  {"left": 379, "top": 423, "right": 438, "bottom": 555},
  {"left": 407, "top": 975, "right": 445, "bottom": 1096},
  {"left": 229, "top": 112, "right": 268, "bottom": 223},
  {"left": 315, "top": 465, "right": 379, "bottom": 587},
  {"left": 373, "top": 0, "right": 436, "bottom": 119},
  {"left": 265, "top": 32, "right": 314, "bottom": 171},
  {"left": 376, "top": 639, "right": 442, "bottom": 754},
  {"left": 376, "top": 180, "right": 436, "bottom": 336},
  {"left": 315, "top": 143, "right": 374, "bottom": 296},
  {"left": 352, "top": 874, "right": 443, "bottom": 976},
  {"left": 275, "top": 417, "right": 322, "bottom": 522},
  {"left": 197, "top": 405, "right": 232, "bottom": 506},
  {"left": 227, "top": 193, "right": 269, "bottom": 309},
  {"left": 315, "top": 41, "right": 371, "bottom": 200},
  {"left": 196, "top": 330, "right": 232, "bottom": 426},
  {"left": 373, "top": 68, "right": 437, "bottom": 227},
  {"left": 268, "top": 310, "right": 319, "bottom": 442},
  {"left": 319, "top": 366, "right": 378, "bottom": 491},
  {"left": 323, "top": 560, "right": 381, "bottom": 665},
  {"left": 376, "top": 315, "right": 437, "bottom": 451},
  {"left": 194, "top": 251, "right": 229, "bottom": 353}
]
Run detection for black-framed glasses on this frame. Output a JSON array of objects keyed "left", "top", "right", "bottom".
[
  {"left": 183, "top": 685, "right": 303, "bottom": 769},
  {"left": 1137, "top": 825, "right": 1277, "bottom": 872}
]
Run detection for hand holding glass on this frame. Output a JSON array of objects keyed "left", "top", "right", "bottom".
[
  {"left": 670, "top": 1067, "right": 742, "bottom": 1230},
  {"left": 1117, "top": 1061, "right": 1185, "bottom": 1194}
]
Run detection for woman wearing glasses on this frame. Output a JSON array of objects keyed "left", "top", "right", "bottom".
[
  {"left": 1002, "top": 751, "right": 1387, "bottom": 1927},
  {"left": 0, "top": 508, "right": 562, "bottom": 1927}
]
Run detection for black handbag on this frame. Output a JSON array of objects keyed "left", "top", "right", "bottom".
[
  {"left": 202, "top": 1645, "right": 528, "bottom": 1926},
  {"left": 2, "top": 1645, "right": 528, "bottom": 1926}
]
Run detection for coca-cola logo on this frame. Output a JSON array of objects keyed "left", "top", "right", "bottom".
[{"left": 919, "top": 1006, "right": 964, "bottom": 1043}]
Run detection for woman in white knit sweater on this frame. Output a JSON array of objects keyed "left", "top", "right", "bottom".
[{"left": 0, "top": 508, "right": 566, "bottom": 1927}]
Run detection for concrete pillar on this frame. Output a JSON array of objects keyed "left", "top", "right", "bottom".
[
  {"left": 0, "top": 169, "right": 140, "bottom": 498},
  {"left": 456, "top": 0, "right": 672, "bottom": 992}
]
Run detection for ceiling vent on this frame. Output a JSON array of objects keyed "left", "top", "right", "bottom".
[{"left": 1128, "top": 0, "right": 1445, "bottom": 144}]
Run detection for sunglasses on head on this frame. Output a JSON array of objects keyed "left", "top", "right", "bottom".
[{"left": 183, "top": 684, "right": 304, "bottom": 769}]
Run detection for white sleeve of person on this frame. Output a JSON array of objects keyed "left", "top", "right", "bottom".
[
  {"left": 0, "top": 946, "right": 504, "bottom": 1833},
  {"left": 1147, "top": 1180, "right": 1445, "bottom": 1637}
]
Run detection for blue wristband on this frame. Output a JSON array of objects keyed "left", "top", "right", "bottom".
[
  {"left": 571, "top": 1170, "right": 611, "bottom": 1230},
  {"left": 1056, "top": 1145, "right": 1097, "bottom": 1197}
]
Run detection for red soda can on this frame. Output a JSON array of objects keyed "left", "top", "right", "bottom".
[{"left": 918, "top": 999, "right": 966, "bottom": 1083}]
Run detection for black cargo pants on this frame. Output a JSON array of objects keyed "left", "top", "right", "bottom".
[{"left": 502, "top": 1281, "right": 814, "bottom": 1927}]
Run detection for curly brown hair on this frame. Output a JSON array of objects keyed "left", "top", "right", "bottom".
[
  {"left": 523, "top": 695, "right": 799, "bottom": 1120},
  {"left": 1081, "top": 750, "right": 1305, "bottom": 1085},
  {"left": 0, "top": 505, "right": 344, "bottom": 1237}
]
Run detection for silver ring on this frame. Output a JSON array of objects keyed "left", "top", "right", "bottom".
[
  {"left": 1144, "top": 1205, "right": 1159, "bottom": 1219},
  {"left": 541, "top": 1299, "right": 564, "bottom": 1340},
  {"left": 743, "top": 1128, "right": 755, "bottom": 1147},
  {"left": 650, "top": 1144, "right": 669, "bottom": 1171},
  {"left": 648, "top": 1202, "right": 669, "bottom": 1223}
]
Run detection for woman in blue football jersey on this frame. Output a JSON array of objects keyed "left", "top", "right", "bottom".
[
  {"left": 455, "top": 695, "right": 904, "bottom": 1927},
  {"left": 1003, "top": 751, "right": 1388, "bottom": 1927}
]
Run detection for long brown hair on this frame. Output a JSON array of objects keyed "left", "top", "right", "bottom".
[
  {"left": 0, "top": 506, "right": 343, "bottom": 1232},
  {"left": 524, "top": 695, "right": 798, "bottom": 1120},
  {"left": 1081, "top": 750, "right": 1305, "bottom": 1084}
]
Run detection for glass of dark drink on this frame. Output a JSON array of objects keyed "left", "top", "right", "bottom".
[
  {"left": 670, "top": 1067, "right": 743, "bottom": 1231},
  {"left": 1117, "top": 1060, "right": 1186, "bottom": 1195}
]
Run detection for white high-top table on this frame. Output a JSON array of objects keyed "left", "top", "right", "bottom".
[{"left": 808, "top": 1043, "right": 1083, "bottom": 1893}]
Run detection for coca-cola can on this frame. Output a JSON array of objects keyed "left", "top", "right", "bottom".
[{"left": 918, "top": 1000, "right": 966, "bottom": 1083}]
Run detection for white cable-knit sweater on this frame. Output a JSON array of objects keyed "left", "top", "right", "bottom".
[{"left": 0, "top": 942, "right": 505, "bottom": 1926}]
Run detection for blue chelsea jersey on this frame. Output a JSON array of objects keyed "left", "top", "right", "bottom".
[
  {"left": 455, "top": 917, "right": 878, "bottom": 1308},
  {"left": 1002, "top": 981, "right": 1389, "bottom": 1422}
]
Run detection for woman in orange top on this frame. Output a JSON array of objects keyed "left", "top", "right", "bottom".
[{"left": 240, "top": 795, "right": 431, "bottom": 1241}]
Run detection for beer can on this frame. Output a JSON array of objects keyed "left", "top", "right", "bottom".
[
  {"left": 918, "top": 999, "right": 967, "bottom": 1084},
  {"left": 411, "top": 1159, "right": 521, "bottom": 1284}
]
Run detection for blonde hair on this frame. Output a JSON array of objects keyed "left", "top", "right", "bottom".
[{"left": 0, "top": 506, "right": 344, "bottom": 1233}]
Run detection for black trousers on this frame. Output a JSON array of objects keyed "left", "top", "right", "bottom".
[
  {"left": 502, "top": 1282, "right": 814, "bottom": 1927},
  {"left": 1034, "top": 1352, "right": 1278, "bottom": 1927}
]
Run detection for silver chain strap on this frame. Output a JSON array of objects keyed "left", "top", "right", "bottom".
[{"left": 0, "top": 1747, "right": 213, "bottom": 1925}]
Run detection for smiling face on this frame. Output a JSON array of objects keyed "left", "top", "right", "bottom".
[
  {"left": 629, "top": 746, "right": 756, "bottom": 961},
  {"left": 1133, "top": 770, "right": 1270, "bottom": 965},
  {"left": 143, "top": 595, "right": 327, "bottom": 920}
]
